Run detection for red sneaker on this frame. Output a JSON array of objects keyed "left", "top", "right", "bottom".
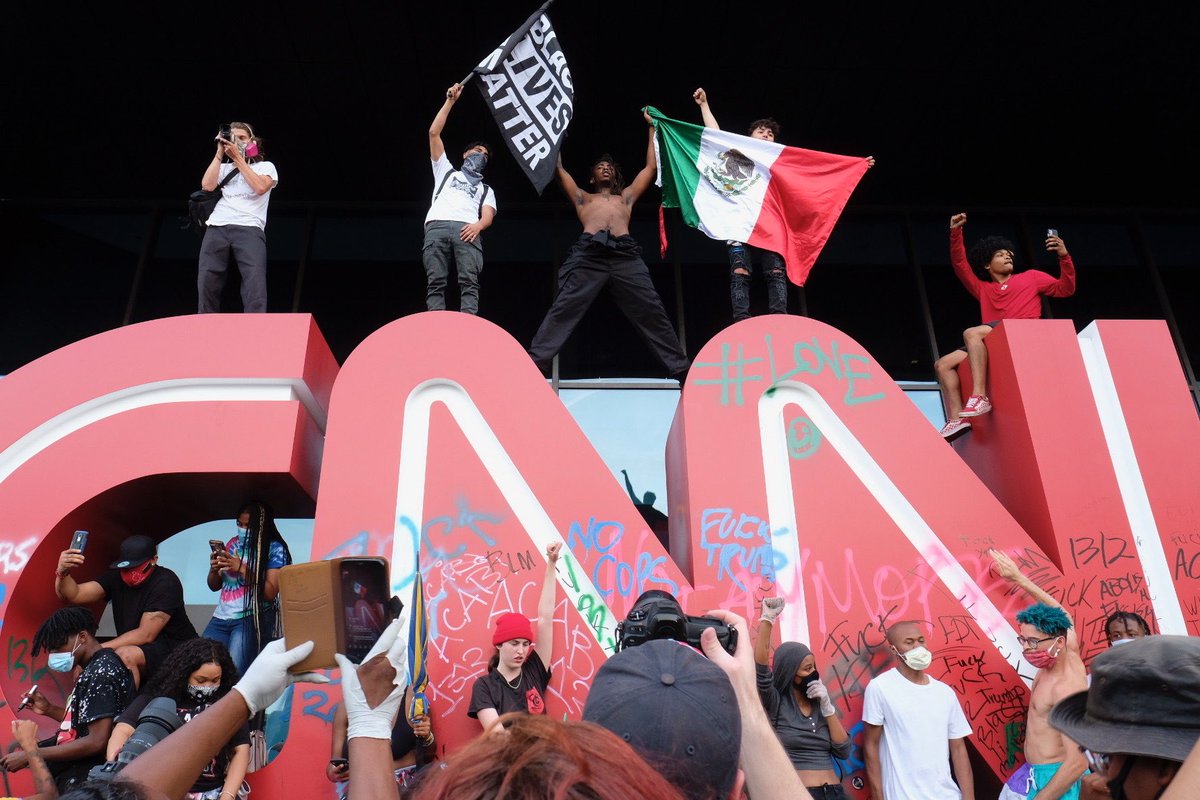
[
  {"left": 959, "top": 395, "right": 993, "bottom": 417},
  {"left": 939, "top": 418, "right": 972, "bottom": 441}
]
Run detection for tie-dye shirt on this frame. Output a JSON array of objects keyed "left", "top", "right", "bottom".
[{"left": 212, "top": 534, "right": 289, "bottom": 620}]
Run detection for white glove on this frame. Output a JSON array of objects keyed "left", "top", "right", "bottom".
[
  {"left": 335, "top": 613, "right": 410, "bottom": 741},
  {"left": 806, "top": 679, "right": 836, "bottom": 718},
  {"left": 233, "top": 639, "right": 329, "bottom": 716},
  {"left": 760, "top": 597, "right": 785, "bottom": 623}
]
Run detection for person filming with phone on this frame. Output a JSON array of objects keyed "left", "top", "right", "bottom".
[
  {"left": 203, "top": 501, "right": 293, "bottom": 676},
  {"left": 197, "top": 121, "right": 278, "bottom": 314},
  {"left": 54, "top": 533, "right": 198, "bottom": 687}
]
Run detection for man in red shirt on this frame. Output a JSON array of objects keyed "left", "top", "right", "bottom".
[{"left": 935, "top": 212, "right": 1076, "bottom": 440}]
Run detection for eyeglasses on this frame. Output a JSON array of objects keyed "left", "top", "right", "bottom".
[
  {"left": 1016, "top": 635, "right": 1056, "bottom": 649},
  {"left": 1082, "top": 748, "right": 1110, "bottom": 774}
]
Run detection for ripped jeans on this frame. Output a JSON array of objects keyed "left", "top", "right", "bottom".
[{"left": 728, "top": 242, "right": 787, "bottom": 321}]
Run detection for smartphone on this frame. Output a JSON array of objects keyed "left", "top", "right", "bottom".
[
  {"left": 209, "top": 539, "right": 227, "bottom": 553},
  {"left": 1046, "top": 228, "right": 1059, "bottom": 238},
  {"left": 70, "top": 530, "right": 88, "bottom": 552},
  {"left": 340, "top": 559, "right": 391, "bottom": 664},
  {"left": 219, "top": 124, "right": 232, "bottom": 142},
  {"left": 279, "top": 557, "right": 393, "bottom": 672},
  {"left": 329, "top": 758, "right": 348, "bottom": 770}
]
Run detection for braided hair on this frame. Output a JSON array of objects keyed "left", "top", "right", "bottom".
[
  {"left": 238, "top": 500, "right": 293, "bottom": 653},
  {"left": 32, "top": 606, "right": 97, "bottom": 656},
  {"left": 60, "top": 782, "right": 150, "bottom": 800}
]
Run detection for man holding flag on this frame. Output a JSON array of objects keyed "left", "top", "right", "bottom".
[
  {"left": 423, "top": 83, "right": 496, "bottom": 316},
  {"left": 527, "top": 114, "right": 691, "bottom": 380},
  {"left": 651, "top": 98, "right": 873, "bottom": 317}
]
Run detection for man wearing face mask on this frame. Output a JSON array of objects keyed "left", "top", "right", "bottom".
[
  {"left": 990, "top": 549, "right": 1090, "bottom": 800},
  {"left": 0, "top": 607, "right": 134, "bottom": 792},
  {"left": 423, "top": 83, "right": 497, "bottom": 315},
  {"left": 862, "top": 620, "right": 975, "bottom": 800},
  {"left": 55, "top": 534, "right": 198, "bottom": 687},
  {"left": 197, "top": 121, "right": 279, "bottom": 313}
]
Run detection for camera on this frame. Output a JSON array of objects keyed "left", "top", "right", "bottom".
[
  {"left": 87, "top": 696, "right": 184, "bottom": 782},
  {"left": 219, "top": 124, "right": 232, "bottom": 142},
  {"left": 615, "top": 590, "right": 738, "bottom": 655}
]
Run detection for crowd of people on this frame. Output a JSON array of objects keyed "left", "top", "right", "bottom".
[
  {"left": 194, "top": 86, "right": 1073, "bottom": 434},
  {"left": 3, "top": 526, "right": 1195, "bottom": 800}
]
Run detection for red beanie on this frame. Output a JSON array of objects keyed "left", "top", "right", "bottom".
[{"left": 492, "top": 612, "right": 534, "bottom": 646}]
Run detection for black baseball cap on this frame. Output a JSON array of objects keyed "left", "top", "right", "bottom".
[
  {"left": 583, "top": 639, "right": 741, "bottom": 800},
  {"left": 110, "top": 535, "right": 157, "bottom": 569}
]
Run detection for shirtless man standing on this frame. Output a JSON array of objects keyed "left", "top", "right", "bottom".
[
  {"left": 527, "top": 112, "right": 690, "bottom": 380},
  {"left": 990, "top": 549, "right": 1090, "bottom": 800}
]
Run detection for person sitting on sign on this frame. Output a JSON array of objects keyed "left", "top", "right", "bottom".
[
  {"left": 325, "top": 687, "right": 435, "bottom": 798},
  {"left": 692, "top": 88, "right": 874, "bottom": 323},
  {"left": 527, "top": 114, "right": 690, "bottom": 381},
  {"left": 423, "top": 83, "right": 497, "bottom": 316},
  {"left": 934, "top": 213, "right": 1077, "bottom": 441},
  {"left": 468, "top": 543, "right": 562, "bottom": 733}
]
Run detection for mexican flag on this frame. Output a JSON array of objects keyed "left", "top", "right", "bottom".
[{"left": 646, "top": 106, "right": 870, "bottom": 286}]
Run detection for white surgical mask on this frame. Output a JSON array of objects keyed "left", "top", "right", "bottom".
[
  {"left": 900, "top": 645, "right": 933, "bottom": 670},
  {"left": 1110, "top": 638, "right": 1135, "bottom": 647}
]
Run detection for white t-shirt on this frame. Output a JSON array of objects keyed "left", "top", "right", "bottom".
[
  {"left": 208, "top": 161, "right": 279, "bottom": 230},
  {"left": 424, "top": 153, "right": 497, "bottom": 225},
  {"left": 862, "top": 668, "right": 973, "bottom": 800}
]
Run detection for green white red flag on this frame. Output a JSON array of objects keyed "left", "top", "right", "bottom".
[{"left": 646, "top": 106, "right": 870, "bottom": 286}]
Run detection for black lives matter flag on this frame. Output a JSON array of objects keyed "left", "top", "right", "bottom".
[{"left": 472, "top": 4, "right": 573, "bottom": 194}]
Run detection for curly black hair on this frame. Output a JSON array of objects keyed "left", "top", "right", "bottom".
[
  {"left": 60, "top": 781, "right": 150, "bottom": 800},
  {"left": 142, "top": 637, "right": 237, "bottom": 703},
  {"left": 747, "top": 117, "right": 781, "bottom": 138},
  {"left": 32, "top": 606, "right": 97, "bottom": 656},
  {"left": 967, "top": 235, "right": 1017, "bottom": 273}
]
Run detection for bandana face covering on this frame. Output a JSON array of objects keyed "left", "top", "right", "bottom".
[
  {"left": 461, "top": 152, "right": 488, "bottom": 183},
  {"left": 121, "top": 560, "right": 154, "bottom": 588},
  {"left": 1024, "top": 639, "right": 1062, "bottom": 670},
  {"left": 187, "top": 684, "right": 219, "bottom": 704}
]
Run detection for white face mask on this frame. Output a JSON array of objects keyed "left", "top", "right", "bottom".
[
  {"left": 1110, "top": 638, "right": 1135, "bottom": 647},
  {"left": 900, "top": 645, "right": 933, "bottom": 670}
]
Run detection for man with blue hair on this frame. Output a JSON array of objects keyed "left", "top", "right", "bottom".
[{"left": 990, "top": 549, "right": 1089, "bottom": 800}]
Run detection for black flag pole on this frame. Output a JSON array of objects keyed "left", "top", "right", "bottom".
[{"left": 458, "top": 0, "right": 557, "bottom": 87}]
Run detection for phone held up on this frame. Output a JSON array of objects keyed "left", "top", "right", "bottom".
[
  {"left": 208, "top": 539, "right": 227, "bottom": 554},
  {"left": 70, "top": 530, "right": 89, "bottom": 552},
  {"left": 278, "top": 556, "right": 400, "bottom": 673}
]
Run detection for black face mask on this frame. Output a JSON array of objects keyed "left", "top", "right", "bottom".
[
  {"left": 1107, "top": 756, "right": 1170, "bottom": 800},
  {"left": 796, "top": 668, "right": 820, "bottom": 691}
]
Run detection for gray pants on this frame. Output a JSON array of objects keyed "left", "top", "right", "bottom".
[
  {"left": 198, "top": 224, "right": 268, "bottom": 313},
  {"left": 422, "top": 221, "right": 483, "bottom": 314}
]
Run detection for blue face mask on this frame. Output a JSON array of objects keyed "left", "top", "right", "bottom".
[{"left": 48, "top": 636, "right": 80, "bottom": 672}]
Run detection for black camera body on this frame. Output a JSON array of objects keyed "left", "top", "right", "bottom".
[
  {"left": 87, "top": 696, "right": 184, "bottom": 782},
  {"left": 615, "top": 590, "right": 738, "bottom": 655},
  {"left": 219, "top": 124, "right": 233, "bottom": 142}
]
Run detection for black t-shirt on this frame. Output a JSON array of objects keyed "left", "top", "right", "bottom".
[
  {"left": 467, "top": 655, "right": 551, "bottom": 719},
  {"left": 71, "top": 648, "right": 135, "bottom": 738},
  {"left": 95, "top": 565, "right": 199, "bottom": 644},
  {"left": 118, "top": 693, "right": 251, "bottom": 792}
]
